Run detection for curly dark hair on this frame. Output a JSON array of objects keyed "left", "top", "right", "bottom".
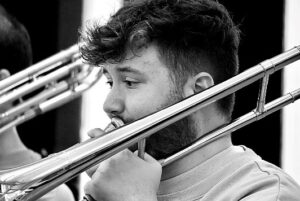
[{"left": 80, "top": 0, "right": 240, "bottom": 120}]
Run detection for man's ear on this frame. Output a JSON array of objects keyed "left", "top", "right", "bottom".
[
  {"left": 192, "top": 72, "right": 214, "bottom": 94},
  {"left": 0, "top": 69, "right": 11, "bottom": 81},
  {"left": 183, "top": 72, "right": 214, "bottom": 97}
]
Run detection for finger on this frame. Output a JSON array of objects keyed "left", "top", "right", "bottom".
[
  {"left": 133, "top": 151, "right": 157, "bottom": 163},
  {"left": 87, "top": 128, "right": 105, "bottom": 138},
  {"left": 86, "top": 165, "right": 98, "bottom": 178},
  {"left": 143, "top": 152, "right": 159, "bottom": 163},
  {"left": 0, "top": 69, "right": 10, "bottom": 80},
  {"left": 83, "top": 181, "right": 93, "bottom": 196},
  {"left": 84, "top": 182, "right": 101, "bottom": 201},
  {"left": 87, "top": 149, "right": 130, "bottom": 177},
  {"left": 82, "top": 194, "right": 97, "bottom": 201}
]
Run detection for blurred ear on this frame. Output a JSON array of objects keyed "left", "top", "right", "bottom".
[
  {"left": 183, "top": 72, "right": 214, "bottom": 97},
  {"left": 0, "top": 69, "right": 11, "bottom": 81}
]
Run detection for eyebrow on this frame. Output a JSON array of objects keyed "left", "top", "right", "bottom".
[{"left": 103, "top": 66, "right": 143, "bottom": 76}]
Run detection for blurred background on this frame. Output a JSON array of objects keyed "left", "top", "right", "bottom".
[{"left": 0, "top": 0, "right": 299, "bottom": 199}]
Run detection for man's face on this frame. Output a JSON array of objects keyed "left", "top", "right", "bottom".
[{"left": 103, "top": 45, "right": 197, "bottom": 159}]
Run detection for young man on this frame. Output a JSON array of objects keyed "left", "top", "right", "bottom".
[
  {"left": 80, "top": 0, "right": 300, "bottom": 200},
  {"left": 0, "top": 5, "right": 75, "bottom": 201}
]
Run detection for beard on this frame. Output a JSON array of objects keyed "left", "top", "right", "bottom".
[
  {"left": 129, "top": 86, "right": 198, "bottom": 160},
  {"left": 144, "top": 116, "right": 197, "bottom": 160}
]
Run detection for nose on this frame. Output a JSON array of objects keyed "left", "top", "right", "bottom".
[{"left": 103, "top": 89, "right": 125, "bottom": 118}]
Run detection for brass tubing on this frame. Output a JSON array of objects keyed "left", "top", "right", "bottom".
[
  {"left": 0, "top": 46, "right": 299, "bottom": 201},
  {"left": 161, "top": 88, "right": 300, "bottom": 166},
  {"left": 0, "top": 44, "right": 79, "bottom": 91}
]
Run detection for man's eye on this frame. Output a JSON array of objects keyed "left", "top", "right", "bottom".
[
  {"left": 125, "top": 80, "right": 135, "bottom": 87},
  {"left": 124, "top": 79, "right": 138, "bottom": 88}
]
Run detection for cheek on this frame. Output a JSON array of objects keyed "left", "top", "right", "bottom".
[{"left": 125, "top": 87, "right": 170, "bottom": 120}]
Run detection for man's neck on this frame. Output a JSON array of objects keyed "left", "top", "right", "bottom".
[
  {"left": 161, "top": 134, "right": 232, "bottom": 180},
  {"left": 0, "top": 127, "right": 28, "bottom": 155},
  {"left": 161, "top": 105, "right": 232, "bottom": 180}
]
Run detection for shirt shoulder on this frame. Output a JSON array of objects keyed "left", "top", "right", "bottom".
[
  {"left": 239, "top": 160, "right": 300, "bottom": 201},
  {"left": 203, "top": 147, "right": 300, "bottom": 201}
]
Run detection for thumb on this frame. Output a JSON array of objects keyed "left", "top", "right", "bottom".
[
  {"left": 134, "top": 151, "right": 159, "bottom": 164},
  {"left": 143, "top": 152, "right": 160, "bottom": 164},
  {"left": 87, "top": 128, "right": 105, "bottom": 138}
]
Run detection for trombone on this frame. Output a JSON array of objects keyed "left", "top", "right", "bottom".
[
  {"left": 0, "top": 45, "right": 300, "bottom": 201},
  {"left": 0, "top": 44, "right": 102, "bottom": 133}
]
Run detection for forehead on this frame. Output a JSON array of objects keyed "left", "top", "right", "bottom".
[{"left": 104, "top": 45, "right": 170, "bottom": 77}]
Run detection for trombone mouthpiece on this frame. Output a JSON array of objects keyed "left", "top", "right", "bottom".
[{"left": 104, "top": 117, "right": 124, "bottom": 132}]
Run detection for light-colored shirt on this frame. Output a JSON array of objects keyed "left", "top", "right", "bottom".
[
  {"left": 0, "top": 149, "right": 75, "bottom": 201},
  {"left": 157, "top": 146, "right": 300, "bottom": 201}
]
